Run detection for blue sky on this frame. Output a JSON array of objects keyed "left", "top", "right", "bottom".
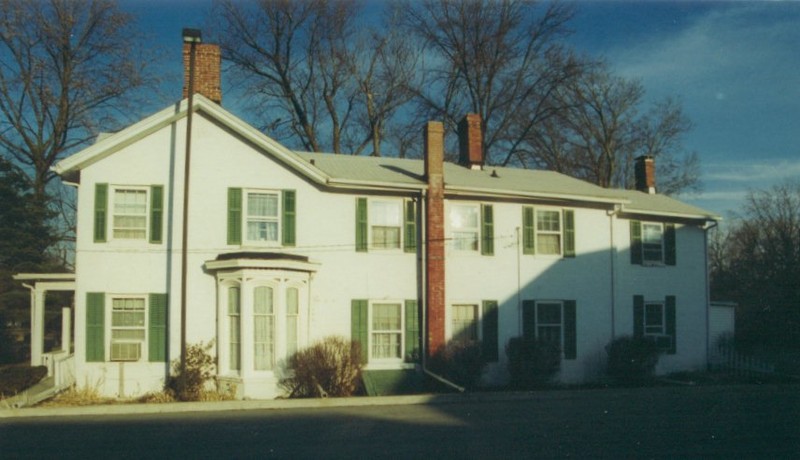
[{"left": 121, "top": 0, "right": 800, "bottom": 222}]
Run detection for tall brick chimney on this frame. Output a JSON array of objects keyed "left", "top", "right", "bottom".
[
  {"left": 183, "top": 42, "right": 222, "bottom": 104},
  {"left": 634, "top": 155, "right": 656, "bottom": 194},
  {"left": 458, "top": 113, "right": 483, "bottom": 170},
  {"left": 424, "top": 121, "right": 446, "bottom": 357}
]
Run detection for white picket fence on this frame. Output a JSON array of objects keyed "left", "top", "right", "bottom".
[{"left": 709, "top": 339, "right": 775, "bottom": 376}]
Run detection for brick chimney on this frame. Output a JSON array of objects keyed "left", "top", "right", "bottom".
[
  {"left": 634, "top": 155, "right": 656, "bottom": 194},
  {"left": 424, "top": 121, "right": 446, "bottom": 357},
  {"left": 458, "top": 113, "right": 483, "bottom": 170},
  {"left": 183, "top": 42, "right": 222, "bottom": 104}
]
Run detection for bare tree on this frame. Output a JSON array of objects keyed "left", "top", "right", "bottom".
[
  {"left": 524, "top": 61, "right": 700, "bottom": 194},
  {"left": 214, "top": 0, "right": 417, "bottom": 156},
  {"left": 0, "top": 0, "right": 156, "bottom": 202},
  {"left": 400, "top": 0, "right": 579, "bottom": 164}
]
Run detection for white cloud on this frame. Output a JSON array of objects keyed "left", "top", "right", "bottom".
[{"left": 704, "top": 159, "right": 800, "bottom": 183}]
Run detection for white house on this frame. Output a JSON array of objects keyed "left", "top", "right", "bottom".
[{"left": 20, "top": 41, "right": 720, "bottom": 399}]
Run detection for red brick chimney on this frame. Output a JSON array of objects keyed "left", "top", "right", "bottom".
[
  {"left": 458, "top": 113, "right": 483, "bottom": 170},
  {"left": 183, "top": 43, "right": 222, "bottom": 104},
  {"left": 424, "top": 121, "right": 446, "bottom": 357},
  {"left": 634, "top": 155, "right": 656, "bottom": 194}
]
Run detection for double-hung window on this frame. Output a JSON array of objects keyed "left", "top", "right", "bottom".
[
  {"left": 286, "top": 287, "right": 300, "bottom": 357},
  {"left": 450, "top": 204, "right": 480, "bottom": 251},
  {"left": 110, "top": 297, "right": 146, "bottom": 361},
  {"left": 451, "top": 304, "right": 479, "bottom": 344},
  {"left": 112, "top": 188, "right": 148, "bottom": 240},
  {"left": 522, "top": 207, "right": 575, "bottom": 257},
  {"left": 634, "top": 295, "right": 676, "bottom": 353},
  {"left": 522, "top": 299, "right": 578, "bottom": 359},
  {"left": 631, "top": 221, "right": 676, "bottom": 266},
  {"left": 253, "top": 286, "right": 275, "bottom": 371},
  {"left": 246, "top": 191, "right": 280, "bottom": 244},
  {"left": 228, "top": 286, "right": 241, "bottom": 371},
  {"left": 371, "top": 303, "right": 403, "bottom": 360},
  {"left": 370, "top": 200, "right": 402, "bottom": 249}
]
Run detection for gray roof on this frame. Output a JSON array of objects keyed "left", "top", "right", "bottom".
[{"left": 296, "top": 152, "right": 719, "bottom": 221}]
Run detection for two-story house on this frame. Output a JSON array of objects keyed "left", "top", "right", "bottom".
[{"left": 23, "top": 41, "right": 719, "bottom": 399}]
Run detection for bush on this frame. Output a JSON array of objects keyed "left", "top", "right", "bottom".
[
  {"left": 606, "top": 336, "right": 660, "bottom": 383},
  {"left": 279, "top": 336, "right": 362, "bottom": 398},
  {"left": 506, "top": 337, "right": 561, "bottom": 389},
  {"left": 428, "top": 341, "right": 486, "bottom": 390},
  {"left": 166, "top": 341, "right": 216, "bottom": 401},
  {"left": 0, "top": 365, "right": 47, "bottom": 397}
]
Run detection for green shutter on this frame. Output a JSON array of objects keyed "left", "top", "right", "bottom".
[
  {"left": 94, "top": 184, "right": 108, "bottom": 243},
  {"left": 664, "top": 223, "right": 676, "bottom": 266},
  {"left": 563, "top": 300, "right": 577, "bottom": 360},
  {"left": 481, "top": 204, "right": 494, "bottom": 256},
  {"left": 404, "top": 200, "right": 417, "bottom": 253},
  {"left": 665, "top": 295, "right": 677, "bottom": 355},
  {"left": 630, "top": 220, "right": 643, "bottom": 265},
  {"left": 227, "top": 188, "right": 242, "bottom": 245},
  {"left": 351, "top": 299, "right": 369, "bottom": 363},
  {"left": 355, "top": 197, "right": 368, "bottom": 252},
  {"left": 522, "top": 300, "right": 536, "bottom": 340},
  {"left": 148, "top": 293, "right": 168, "bottom": 362},
  {"left": 633, "top": 295, "right": 644, "bottom": 338},
  {"left": 482, "top": 300, "right": 499, "bottom": 362},
  {"left": 522, "top": 207, "right": 535, "bottom": 255},
  {"left": 404, "top": 299, "right": 420, "bottom": 362},
  {"left": 149, "top": 185, "right": 164, "bottom": 244},
  {"left": 282, "top": 190, "right": 296, "bottom": 247},
  {"left": 86, "top": 293, "right": 105, "bottom": 362},
  {"left": 563, "top": 209, "right": 575, "bottom": 258}
]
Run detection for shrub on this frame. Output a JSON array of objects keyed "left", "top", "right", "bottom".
[
  {"left": 606, "top": 336, "right": 660, "bottom": 383},
  {"left": 166, "top": 341, "right": 216, "bottom": 401},
  {"left": 279, "top": 336, "right": 362, "bottom": 398},
  {"left": 0, "top": 365, "right": 47, "bottom": 397},
  {"left": 428, "top": 341, "right": 487, "bottom": 390},
  {"left": 506, "top": 337, "right": 561, "bottom": 389}
]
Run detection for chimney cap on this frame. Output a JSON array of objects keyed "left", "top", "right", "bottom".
[{"left": 182, "top": 28, "right": 202, "bottom": 43}]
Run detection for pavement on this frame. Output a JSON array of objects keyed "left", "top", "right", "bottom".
[{"left": 0, "top": 389, "right": 552, "bottom": 420}]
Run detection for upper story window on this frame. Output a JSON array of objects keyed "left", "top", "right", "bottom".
[
  {"left": 112, "top": 188, "right": 148, "bottom": 240},
  {"left": 450, "top": 204, "right": 480, "bottom": 251},
  {"left": 522, "top": 207, "right": 575, "bottom": 257},
  {"left": 93, "top": 183, "right": 164, "bottom": 244},
  {"left": 630, "top": 220, "right": 676, "bottom": 266},
  {"left": 227, "top": 188, "right": 296, "bottom": 247},
  {"left": 355, "top": 197, "right": 416, "bottom": 253},
  {"left": 370, "top": 200, "right": 402, "bottom": 249},
  {"left": 246, "top": 191, "right": 280, "bottom": 244}
]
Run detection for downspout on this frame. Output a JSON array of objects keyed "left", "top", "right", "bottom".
[
  {"left": 703, "top": 220, "right": 719, "bottom": 369},
  {"left": 418, "top": 188, "right": 465, "bottom": 393},
  {"left": 607, "top": 205, "right": 621, "bottom": 340},
  {"left": 516, "top": 227, "right": 522, "bottom": 337}
]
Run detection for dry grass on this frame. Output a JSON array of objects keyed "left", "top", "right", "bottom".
[{"left": 37, "top": 385, "right": 118, "bottom": 407}]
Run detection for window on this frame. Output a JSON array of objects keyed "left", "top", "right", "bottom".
[
  {"left": 286, "top": 287, "right": 299, "bottom": 357},
  {"left": 450, "top": 204, "right": 479, "bottom": 251},
  {"left": 246, "top": 191, "right": 280, "bottom": 244},
  {"left": 451, "top": 304, "right": 479, "bottom": 344},
  {"left": 522, "top": 300, "right": 578, "bottom": 359},
  {"left": 630, "top": 221, "right": 676, "bottom": 266},
  {"left": 228, "top": 286, "right": 241, "bottom": 371},
  {"left": 370, "top": 200, "right": 402, "bottom": 249},
  {"left": 642, "top": 223, "right": 664, "bottom": 263},
  {"left": 351, "top": 299, "right": 419, "bottom": 364},
  {"left": 371, "top": 303, "right": 403, "bottom": 360},
  {"left": 536, "top": 210, "right": 562, "bottom": 255},
  {"left": 253, "top": 286, "right": 275, "bottom": 371},
  {"left": 112, "top": 188, "right": 148, "bottom": 240},
  {"left": 634, "top": 295, "right": 676, "bottom": 353},
  {"left": 110, "top": 297, "right": 146, "bottom": 361},
  {"left": 522, "top": 207, "right": 575, "bottom": 257}
]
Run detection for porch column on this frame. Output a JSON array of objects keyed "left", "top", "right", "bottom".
[
  {"left": 61, "top": 306, "right": 71, "bottom": 353},
  {"left": 30, "top": 288, "right": 46, "bottom": 366}
]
